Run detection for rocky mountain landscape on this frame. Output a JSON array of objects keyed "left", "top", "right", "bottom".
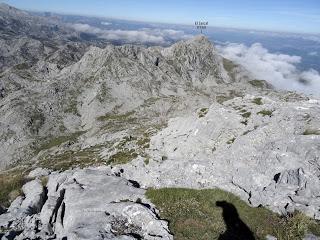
[{"left": 0, "top": 3, "right": 320, "bottom": 240}]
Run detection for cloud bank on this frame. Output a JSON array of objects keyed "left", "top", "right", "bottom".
[
  {"left": 70, "top": 23, "right": 192, "bottom": 45},
  {"left": 217, "top": 43, "right": 320, "bottom": 95}
]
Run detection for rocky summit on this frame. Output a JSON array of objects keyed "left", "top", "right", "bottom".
[{"left": 0, "top": 4, "right": 320, "bottom": 240}]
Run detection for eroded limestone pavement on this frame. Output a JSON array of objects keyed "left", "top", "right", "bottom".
[
  {"left": 1, "top": 3, "right": 320, "bottom": 239},
  {"left": 0, "top": 167, "right": 172, "bottom": 239}
]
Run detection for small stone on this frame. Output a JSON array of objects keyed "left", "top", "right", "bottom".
[{"left": 28, "top": 168, "right": 50, "bottom": 178}]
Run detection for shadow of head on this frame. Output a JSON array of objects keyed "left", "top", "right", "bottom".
[
  {"left": 216, "top": 201, "right": 255, "bottom": 240},
  {"left": 216, "top": 201, "right": 240, "bottom": 220}
]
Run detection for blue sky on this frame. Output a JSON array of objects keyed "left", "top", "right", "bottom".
[{"left": 1, "top": 0, "right": 320, "bottom": 34}]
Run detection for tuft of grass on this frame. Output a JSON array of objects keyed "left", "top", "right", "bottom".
[
  {"left": 216, "top": 95, "right": 233, "bottom": 104},
  {"left": 107, "top": 149, "right": 138, "bottom": 165},
  {"left": 144, "top": 157, "right": 150, "bottom": 165},
  {"left": 146, "top": 188, "right": 320, "bottom": 240},
  {"left": 14, "top": 63, "right": 29, "bottom": 70},
  {"left": 252, "top": 98, "right": 263, "bottom": 105},
  {"left": 97, "top": 111, "right": 135, "bottom": 122},
  {"left": 35, "top": 131, "right": 86, "bottom": 154},
  {"left": 241, "top": 112, "right": 251, "bottom": 118},
  {"left": 223, "top": 58, "right": 238, "bottom": 81},
  {"left": 249, "top": 80, "right": 266, "bottom": 88},
  {"left": 198, "top": 108, "right": 209, "bottom": 118},
  {"left": 39, "top": 144, "right": 104, "bottom": 171},
  {"left": 226, "top": 138, "right": 236, "bottom": 144},
  {"left": 40, "top": 176, "right": 49, "bottom": 187},
  {"left": 65, "top": 99, "right": 80, "bottom": 116},
  {"left": 0, "top": 169, "right": 29, "bottom": 207},
  {"left": 257, "top": 110, "right": 273, "bottom": 117},
  {"left": 303, "top": 129, "right": 320, "bottom": 135},
  {"left": 137, "top": 137, "right": 151, "bottom": 149}
]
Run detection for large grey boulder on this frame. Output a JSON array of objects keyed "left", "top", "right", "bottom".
[{"left": 1, "top": 168, "right": 172, "bottom": 240}]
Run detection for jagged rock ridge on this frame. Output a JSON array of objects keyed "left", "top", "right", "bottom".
[{"left": 1, "top": 4, "right": 320, "bottom": 239}]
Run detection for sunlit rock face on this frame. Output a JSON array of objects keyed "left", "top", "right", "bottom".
[
  {"left": 1, "top": 3, "right": 320, "bottom": 239},
  {"left": 0, "top": 168, "right": 173, "bottom": 239}
]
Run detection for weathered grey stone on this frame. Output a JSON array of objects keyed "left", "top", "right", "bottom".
[
  {"left": 1, "top": 168, "right": 172, "bottom": 239},
  {"left": 28, "top": 167, "right": 50, "bottom": 178},
  {"left": 304, "top": 234, "right": 320, "bottom": 240}
]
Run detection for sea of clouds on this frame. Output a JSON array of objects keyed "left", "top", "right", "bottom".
[
  {"left": 70, "top": 23, "right": 192, "bottom": 45},
  {"left": 216, "top": 43, "right": 320, "bottom": 95}
]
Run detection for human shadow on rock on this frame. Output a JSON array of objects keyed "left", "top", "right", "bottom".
[{"left": 216, "top": 201, "right": 255, "bottom": 240}]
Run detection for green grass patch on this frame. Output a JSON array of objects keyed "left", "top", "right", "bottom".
[
  {"left": 146, "top": 188, "right": 320, "bottom": 240},
  {"left": 198, "top": 108, "right": 209, "bottom": 118},
  {"left": 35, "top": 131, "right": 85, "bottom": 154},
  {"left": 257, "top": 110, "right": 273, "bottom": 117},
  {"left": 249, "top": 80, "right": 266, "bottom": 88},
  {"left": 216, "top": 95, "right": 233, "bottom": 104},
  {"left": 107, "top": 149, "right": 138, "bottom": 165},
  {"left": 241, "top": 112, "right": 252, "bottom": 118},
  {"left": 303, "top": 129, "right": 320, "bottom": 135},
  {"left": 0, "top": 168, "right": 29, "bottom": 207},
  {"left": 39, "top": 144, "right": 104, "bottom": 171},
  {"left": 252, "top": 98, "right": 263, "bottom": 105},
  {"left": 223, "top": 58, "right": 238, "bottom": 81},
  {"left": 223, "top": 58, "right": 237, "bottom": 73},
  {"left": 14, "top": 63, "right": 29, "bottom": 70},
  {"left": 227, "top": 137, "right": 236, "bottom": 144},
  {"left": 137, "top": 136, "right": 151, "bottom": 149},
  {"left": 65, "top": 99, "right": 80, "bottom": 116},
  {"left": 97, "top": 111, "right": 135, "bottom": 122}
]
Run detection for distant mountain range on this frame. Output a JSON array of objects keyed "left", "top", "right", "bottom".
[{"left": 0, "top": 3, "right": 320, "bottom": 240}]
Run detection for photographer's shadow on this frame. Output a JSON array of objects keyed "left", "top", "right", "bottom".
[{"left": 216, "top": 201, "right": 255, "bottom": 240}]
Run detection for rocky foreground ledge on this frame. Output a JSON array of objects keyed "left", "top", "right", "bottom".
[{"left": 0, "top": 167, "right": 172, "bottom": 240}]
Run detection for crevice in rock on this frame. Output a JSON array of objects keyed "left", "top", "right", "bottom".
[
  {"left": 61, "top": 202, "right": 66, "bottom": 227},
  {"left": 49, "top": 188, "right": 65, "bottom": 227},
  {"left": 73, "top": 178, "right": 84, "bottom": 189},
  {"left": 41, "top": 186, "right": 48, "bottom": 211},
  {"left": 2, "top": 230, "right": 23, "bottom": 240},
  {"left": 128, "top": 179, "right": 140, "bottom": 188},
  {"left": 126, "top": 233, "right": 143, "bottom": 239},
  {"left": 273, "top": 173, "right": 281, "bottom": 183},
  {"left": 148, "top": 233, "right": 165, "bottom": 238},
  {"left": 231, "top": 180, "right": 252, "bottom": 204}
]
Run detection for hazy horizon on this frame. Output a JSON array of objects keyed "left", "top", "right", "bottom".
[{"left": 1, "top": 0, "right": 320, "bottom": 35}]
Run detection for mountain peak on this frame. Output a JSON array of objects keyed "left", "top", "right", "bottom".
[
  {"left": 171, "top": 35, "right": 214, "bottom": 53},
  {"left": 0, "top": 2, "right": 29, "bottom": 17},
  {"left": 187, "top": 35, "right": 212, "bottom": 45}
]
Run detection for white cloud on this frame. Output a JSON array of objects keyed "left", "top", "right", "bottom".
[
  {"left": 308, "top": 51, "right": 318, "bottom": 56},
  {"left": 71, "top": 23, "right": 103, "bottom": 34},
  {"left": 217, "top": 43, "right": 320, "bottom": 95},
  {"left": 70, "top": 23, "right": 192, "bottom": 45},
  {"left": 101, "top": 22, "right": 112, "bottom": 26}
]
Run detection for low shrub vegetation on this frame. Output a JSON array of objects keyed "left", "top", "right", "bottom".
[
  {"left": 198, "top": 108, "right": 209, "bottom": 118},
  {"left": 303, "top": 129, "right": 320, "bottom": 135},
  {"left": 257, "top": 110, "right": 273, "bottom": 117},
  {"left": 252, "top": 97, "right": 263, "bottom": 105}
]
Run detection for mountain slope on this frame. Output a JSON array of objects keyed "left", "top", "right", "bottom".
[{"left": 1, "top": 4, "right": 320, "bottom": 239}]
